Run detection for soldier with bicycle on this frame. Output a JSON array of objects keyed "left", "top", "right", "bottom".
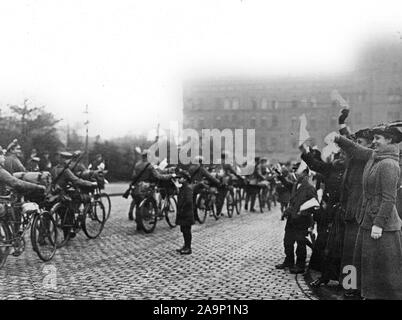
[
  {"left": 126, "top": 149, "right": 175, "bottom": 231},
  {"left": 188, "top": 156, "right": 221, "bottom": 222},
  {"left": 215, "top": 152, "right": 246, "bottom": 216},
  {"left": 50, "top": 151, "right": 97, "bottom": 239}
]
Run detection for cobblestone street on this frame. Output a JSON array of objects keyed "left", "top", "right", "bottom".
[{"left": 0, "top": 183, "right": 317, "bottom": 300}]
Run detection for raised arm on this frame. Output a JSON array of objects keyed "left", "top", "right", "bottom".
[
  {"left": 335, "top": 135, "right": 373, "bottom": 161},
  {"left": 300, "top": 150, "right": 332, "bottom": 176}
]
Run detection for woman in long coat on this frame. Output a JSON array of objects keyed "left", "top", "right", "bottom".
[
  {"left": 335, "top": 125, "right": 402, "bottom": 300},
  {"left": 300, "top": 145, "right": 346, "bottom": 285}
]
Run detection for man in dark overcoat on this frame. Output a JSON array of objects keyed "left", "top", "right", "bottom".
[{"left": 275, "top": 164, "right": 317, "bottom": 274}]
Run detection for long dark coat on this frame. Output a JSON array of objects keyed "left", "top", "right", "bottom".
[
  {"left": 336, "top": 136, "right": 402, "bottom": 299},
  {"left": 175, "top": 181, "right": 195, "bottom": 226},
  {"left": 340, "top": 155, "right": 367, "bottom": 276},
  {"left": 301, "top": 151, "right": 346, "bottom": 277}
]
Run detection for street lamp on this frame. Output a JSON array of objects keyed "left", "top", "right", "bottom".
[{"left": 84, "top": 105, "right": 89, "bottom": 167}]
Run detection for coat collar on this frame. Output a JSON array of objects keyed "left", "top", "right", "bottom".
[{"left": 373, "top": 144, "right": 400, "bottom": 162}]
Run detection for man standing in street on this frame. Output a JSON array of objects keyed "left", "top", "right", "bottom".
[{"left": 275, "top": 164, "right": 317, "bottom": 274}]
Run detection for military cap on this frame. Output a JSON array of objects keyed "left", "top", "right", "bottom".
[{"left": 58, "top": 151, "right": 73, "bottom": 159}]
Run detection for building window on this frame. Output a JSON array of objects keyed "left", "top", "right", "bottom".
[
  {"left": 310, "top": 97, "right": 317, "bottom": 108},
  {"left": 215, "top": 116, "right": 222, "bottom": 128},
  {"left": 362, "top": 90, "right": 367, "bottom": 102},
  {"left": 261, "top": 98, "right": 268, "bottom": 110},
  {"left": 223, "top": 98, "right": 231, "bottom": 110},
  {"left": 261, "top": 117, "right": 267, "bottom": 128},
  {"left": 232, "top": 98, "right": 240, "bottom": 110},
  {"left": 251, "top": 99, "right": 258, "bottom": 110},
  {"left": 250, "top": 117, "right": 256, "bottom": 127},
  {"left": 291, "top": 116, "right": 298, "bottom": 129},
  {"left": 194, "top": 97, "right": 203, "bottom": 110},
  {"left": 260, "top": 137, "right": 267, "bottom": 150},
  {"left": 215, "top": 97, "right": 222, "bottom": 108},
  {"left": 272, "top": 100, "right": 279, "bottom": 110},
  {"left": 272, "top": 115, "right": 278, "bottom": 127}
]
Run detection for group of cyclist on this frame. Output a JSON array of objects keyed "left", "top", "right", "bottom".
[
  {"left": 124, "top": 148, "right": 295, "bottom": 254},
  {"left": 0, "top": 139, "right": 108, "bottom": 268}
]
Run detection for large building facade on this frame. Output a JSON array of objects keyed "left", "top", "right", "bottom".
[{"left": 182, "top": 40, "right": 402, "bottom": 162}]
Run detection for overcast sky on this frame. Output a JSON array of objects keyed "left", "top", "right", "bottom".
[{"left": 0, "top": 0, "right": 401, "bottom": 139}]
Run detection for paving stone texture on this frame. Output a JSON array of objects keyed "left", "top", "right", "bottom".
[{"left": 0, "top": 183, "right": 317, "bottom": 300}]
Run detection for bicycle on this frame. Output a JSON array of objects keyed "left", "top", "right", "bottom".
[
  {"left": 134, "top": 179, "right": 178, "bottom": 234},
  {"left": 50, "top": 184, "right": 106, "bottom": 248},
  {"left": 216, "top": 183, "right": 235, "bottom": 218},
  {"left": 79, "top": 170, "right": 111, "bottom": 221},
  {"left": 232, "top": 178, "right": 246, "bottom": 215},
  {"left": 195, "top": 182, "right": 218, "bottom": 223},
  {"left": 0, "top": 191, "right": 58, "bottom": 269}
]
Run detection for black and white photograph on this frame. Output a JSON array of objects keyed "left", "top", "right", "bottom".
[{"left": 0, "top": 0, "right": 402, "bottom": 305}]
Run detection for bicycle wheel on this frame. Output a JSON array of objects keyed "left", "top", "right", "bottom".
[
  {"left": 138, "top": 197, "right": 158, "bottom": 233},
  {"left": 31, "top": 211, "right": 58, "bottom": 262},
  {"left": 164, "top": 196, "right": 177, "bottom": 228},
  {"left": 0, "top": 220, "right": 11, "bottom": 269},
  {"left": 209, "top": 194, "right": 219, "bottom": 220},
  {"left": 226, "top": 191, "right": 234, "bottom": 218},
  {"left": 82, "top": 200, "right": 106, "bottom": 239},
  {"left": 234, "top": 189, "right": 242, "bottom": 215},
  {"left": 50, "top": 202, "right": 72, "bottom": 248},
  {"left": 99, "top": 192, "right": 111, "bottom": 221},
  {"left": 195, "top": 194, "right": 208, "bottom": 224}
]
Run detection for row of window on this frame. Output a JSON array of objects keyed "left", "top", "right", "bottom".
[
  {"left": 185, "top": 90, "right": 370, "bottom": 110},
  {"left": 186, "top": 112, "right": 364, "bottom": 129}
]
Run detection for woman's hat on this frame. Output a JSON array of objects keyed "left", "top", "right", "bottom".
[
  {"left": 353, "top": 128, "right": 373, "bottom": 141},
  {"left": 372, "top": 123, "right": 402, "bottom": 143}
]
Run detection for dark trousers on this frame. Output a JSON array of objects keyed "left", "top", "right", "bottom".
[
  {"left": 245, "top": 185, "right": 259, "bottom": 210},
  {"left": 180, "top": 225, "right": 192, "bottom": 249},
  {"left": 284, "top": 228, "right": 308, "bottom": 267}
]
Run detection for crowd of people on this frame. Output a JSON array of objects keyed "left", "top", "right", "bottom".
[
  {"left": 125, "top": 107, "right": 402, "bottom": 300},
  {"left": 1, "top": 107, "right": 402, "bottom": 300},
  {"left": 273, "top": 108, "right": 402, "bottom": 300}
]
